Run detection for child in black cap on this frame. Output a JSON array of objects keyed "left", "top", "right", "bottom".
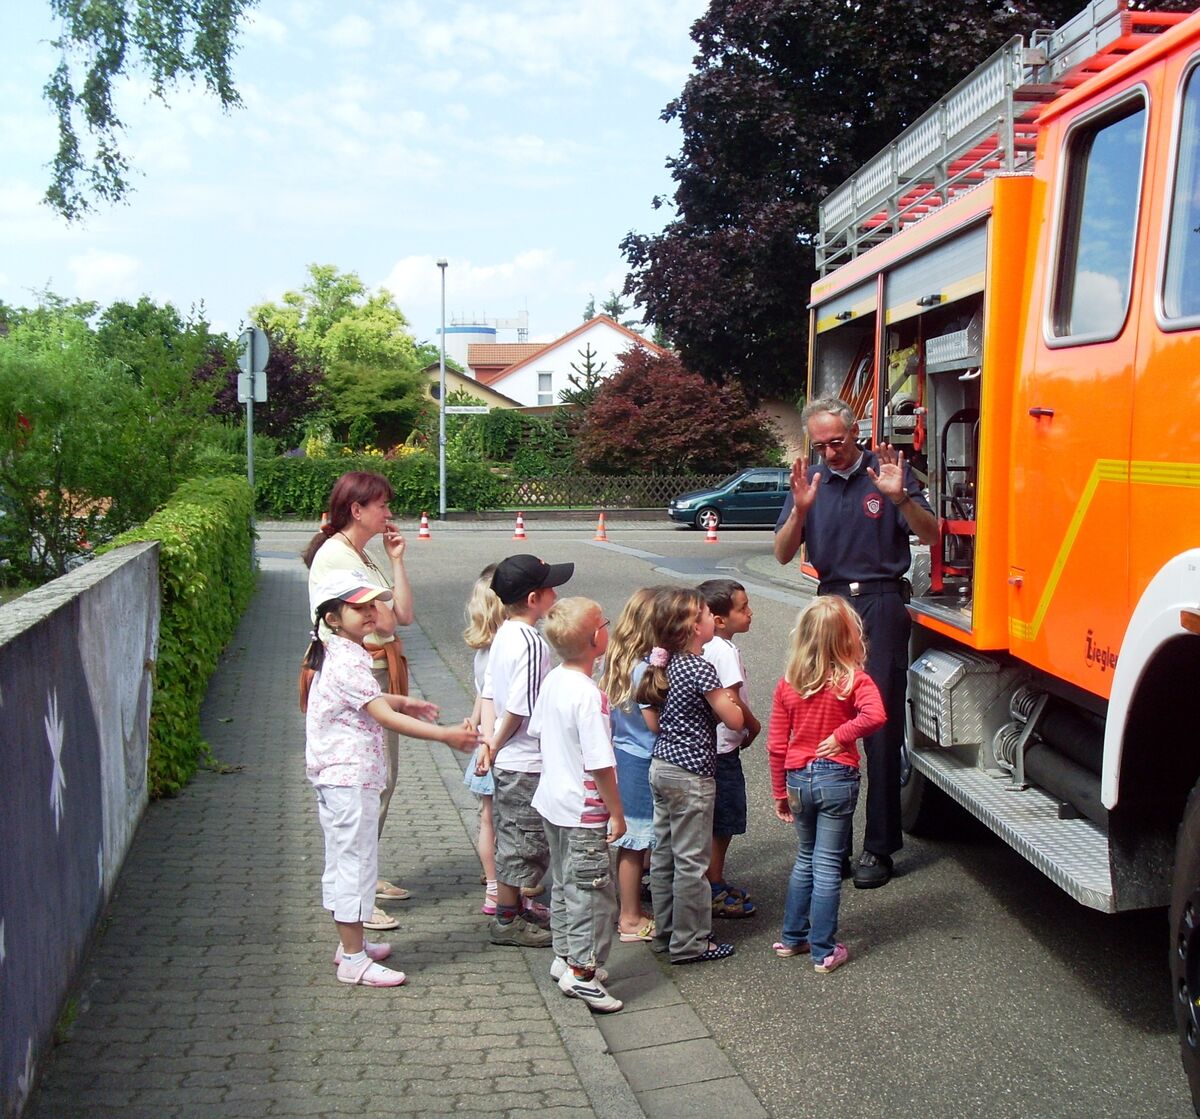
[{"left": 477, "top": 554, "right": 574, "bottom": 947}]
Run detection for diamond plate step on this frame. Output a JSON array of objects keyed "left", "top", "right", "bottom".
[{"left": 913, "top": 747, "right": 1115, "bottom": 912}]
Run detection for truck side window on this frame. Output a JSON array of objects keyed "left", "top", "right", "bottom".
[
  {"left": 1051, "top": 97, "right": 1147, "bottom": 340},
  {"left": 1164, "top": 62, "right": 1200, "bottom": 322}
]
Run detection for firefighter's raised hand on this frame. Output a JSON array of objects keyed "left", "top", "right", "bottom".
[
  {"left": 789, "top": 456, "right": 822, "bottom": 514},
  {"left": 866, "top": 443, "right": 907, "bottom": 504}
]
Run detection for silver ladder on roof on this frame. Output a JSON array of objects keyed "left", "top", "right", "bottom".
[{"left": 816, "top": 0, "right": 1186, "bottom": 276}]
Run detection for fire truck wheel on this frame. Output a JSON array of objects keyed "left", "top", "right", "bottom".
[
  {"left": 899, "top": 762, "right": 950, "bottom": 838},
  {"left": 1169, "top": 778, "right": 1200, "bottom": 1115}
]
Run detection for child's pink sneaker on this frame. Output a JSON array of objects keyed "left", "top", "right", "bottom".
[
  {"left": 333, "top": 941, "right": 392, "bottom": 966},
  {"left": 481, "top": 889, "right": 498, "bottom": 915},
  {"left": 336, "top": 955, "right": 407, "bottom": 987},
  {"left": 813, "top": 943, "right": 849, "bottom": 973}
]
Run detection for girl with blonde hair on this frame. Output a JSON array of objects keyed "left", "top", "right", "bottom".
[
  {"left": 766, "top": 596, "right": 886, "bottom": 973},
  {"left": 462, "top": 564, "right": 506, "bottom": 914},
  {"left": 598, "top": 586, "right": 663, "bottom": 941}
]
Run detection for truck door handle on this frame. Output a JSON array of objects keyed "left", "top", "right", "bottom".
[{"left": 1028, "top": 407, "right": 1055, "bottom": 418}]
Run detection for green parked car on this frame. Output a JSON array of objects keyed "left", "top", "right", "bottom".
[{"left": 667, "top": 467, "right": 790, "bottom": 529}]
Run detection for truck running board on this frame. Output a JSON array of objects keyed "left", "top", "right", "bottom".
[{"left": 912, "top": 747, "right": 1116, "bottom": 912}]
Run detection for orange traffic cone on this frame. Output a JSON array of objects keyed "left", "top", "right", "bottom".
[
  {"left": 512, "top": 512, "right": 527, "bottom": 541},
  {"left": 704, "top": 516, "right": 720, "bottom": 544},
  {"left": 594, "top": 512, "right": 608, "bottom": 542},
  {"left": 320, "top": 511, "right": 330, "bottom": 531},
  {"left": 418, "top": 512, "right": 432, "bottom": 541}
]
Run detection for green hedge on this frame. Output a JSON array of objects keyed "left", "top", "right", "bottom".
[
  {"left": 101, "top": 476, "right": 256, "bottom": 797},
  {"left": 253, "top": 453, "right": 506, "bottom": 517}
]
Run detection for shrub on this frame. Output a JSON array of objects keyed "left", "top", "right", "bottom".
[
  {"left": 101, "top": 476, "right": 256, "bottom": 797},
  {"left": 253, "top": 453, "right": 505, "bottom": 517}
]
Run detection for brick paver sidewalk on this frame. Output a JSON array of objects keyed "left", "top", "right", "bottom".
[{"left": 25, "top": 556, "right": 634, "bottom": 1118}]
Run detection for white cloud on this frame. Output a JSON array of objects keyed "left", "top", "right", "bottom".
[
  {"left": 328, "top": 14, "right": 373, "bottom": 50},
  {"left": 382, "top": 249, "right": 576, "bottom": 339},
  {"left": 67, "top": 249, "right": 143, "bottom": 303},
  {"left": 244, "top": 10, "right": 288, "bottom": 45}
]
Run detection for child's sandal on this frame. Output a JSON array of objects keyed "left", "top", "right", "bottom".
[{"left": 712, "top": 885, "right": 755, "bottom": 919}]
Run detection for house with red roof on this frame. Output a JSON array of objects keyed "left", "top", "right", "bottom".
[{"left": 465, "top": 315, "right": 665, "bottom": 408}]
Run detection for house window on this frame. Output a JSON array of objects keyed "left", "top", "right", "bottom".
[
  {"left": 1050, "top": 94, "right": 1146, "bottom": 342},
  {"left": 538, "top": 372, "right": 553, "bottom": 406},
  {"left": 1163, "top": 61, "right": 1200, "bottom": 324}
]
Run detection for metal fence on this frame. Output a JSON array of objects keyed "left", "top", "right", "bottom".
[{"left": 497, "top": 473, "right": 728, "bottom": 509}]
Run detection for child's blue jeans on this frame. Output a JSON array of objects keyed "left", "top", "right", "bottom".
[{"left": 780, "top": 760, "right": 860, "bottom": 962}]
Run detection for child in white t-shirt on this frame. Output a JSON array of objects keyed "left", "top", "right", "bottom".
[
  {"left": 531, "top": 597, "right": 626, "bottom": 1013},
  {"left": 477, "top": 553, "right": 574, "bottom": 948},
  {"left": 699, "top": 579, "right": 761, "bottom": 920}
]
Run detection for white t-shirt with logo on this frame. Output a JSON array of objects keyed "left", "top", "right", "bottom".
[
  {"left": 529, "top": 665, "right": 615, "bottom": 829},
  {"left": 483, "top": 617, "right": 551, "bottom": 774},
  {"left": 702, "top": 634, "right": 750, "bottom": 755}
]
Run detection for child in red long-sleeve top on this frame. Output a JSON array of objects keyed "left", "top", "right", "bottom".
[{"left": 766, "top": 596, "right": 886, "bottom": 973}]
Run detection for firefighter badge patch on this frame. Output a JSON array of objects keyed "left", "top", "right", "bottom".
[{"left": 862, "top": 493, "right": 884, "bottom": 519}]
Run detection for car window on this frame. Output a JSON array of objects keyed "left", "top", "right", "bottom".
[{"left": 736, "top": 473, "right": 777, "bottom": 493}]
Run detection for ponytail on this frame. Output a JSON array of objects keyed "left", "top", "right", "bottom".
[
  {"left": 299, "top": 601, "right": 339, "bottom": 712},
  {"left": 634, "top": 587, "right": 703, "bottom": 708}
]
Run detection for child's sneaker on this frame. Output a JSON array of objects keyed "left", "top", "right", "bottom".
[
  {"left": 813, "top": 943, "right": 849, "bottom": 973},
  {"left": 336, "top": 956, "right": 407, "bottom": 986},
  {"left": 333, "top": 941, "right": 392, "bottom": 966},
  {"left": 557, "top": 969, "right": 623, "bottom": 1012},
  {"left": 488, "top": 914, "right": 552, "bottom": 947},
  {"left": 550, "top": 956, "right": 608, "bottom": 984}
]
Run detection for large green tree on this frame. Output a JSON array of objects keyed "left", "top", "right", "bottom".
[
  {"left": 251, "top": 265, "right": 427, "bottom": 447},
  {"left": 0, "top": 296, "right": 220, "bottom": 580},
  {"left": 621, "top": 0, "right": 1195, "bottom": 403},
  {"left": 42, "top": 0, "right": 254, "bottom": 220}
]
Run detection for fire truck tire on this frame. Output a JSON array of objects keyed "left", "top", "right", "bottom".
[
  {"left": 1170, "top": 778, "right": 1200, "bottom": 1115},
  {"left": 899, "top": 765, "right": 950, "bottom": 837}
]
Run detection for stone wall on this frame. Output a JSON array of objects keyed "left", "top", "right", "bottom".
[{"left": 0, "top": 543, "right": 159, "bottom": 1117}]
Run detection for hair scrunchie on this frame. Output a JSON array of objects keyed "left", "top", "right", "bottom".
[{"left": 648, "top": 646, "right": 670, "bottom": 668}]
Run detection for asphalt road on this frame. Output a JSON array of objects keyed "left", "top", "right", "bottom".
[{"left": 268, "top": 519, "right": 1192, "bottom": 1119}]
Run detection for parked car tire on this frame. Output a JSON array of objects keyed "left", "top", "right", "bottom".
[{"left": 695, "top": 507, "right": 721, "bottom": 531}]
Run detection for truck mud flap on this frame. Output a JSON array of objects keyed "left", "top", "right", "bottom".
[{"left": 911, "top": 748, "right": 1116, "bottom": 912}]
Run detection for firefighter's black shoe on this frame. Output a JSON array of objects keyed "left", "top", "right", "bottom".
[{"left": 853, "top": 851, "right": 893, "bottom": 889}]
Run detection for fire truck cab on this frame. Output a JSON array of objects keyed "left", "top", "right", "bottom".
[{"left": 807, "top": 0, "right": 1200, "bottom": 1103}]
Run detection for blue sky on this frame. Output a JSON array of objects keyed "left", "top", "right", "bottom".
[{"left": 1, "top": 1, "right": 708, "bottom": 345}]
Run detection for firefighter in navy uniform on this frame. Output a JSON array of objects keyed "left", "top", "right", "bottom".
[{"left": 774, "top": 397, "right": 939, "bottom": 888}]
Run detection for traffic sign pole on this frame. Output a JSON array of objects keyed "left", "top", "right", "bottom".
[{"left": 238, "top": 327, "right": 270, "bottom": 522}]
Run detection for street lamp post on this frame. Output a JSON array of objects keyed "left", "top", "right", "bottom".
[{"left": 437, "top": 258, "right": 448, "bottom": 520}]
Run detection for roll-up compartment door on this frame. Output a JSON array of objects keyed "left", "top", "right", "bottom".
[{"left": 885, "top": 224, "right": 988, "bottom": 325}]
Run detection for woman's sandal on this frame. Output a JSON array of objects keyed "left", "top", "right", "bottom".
[
  {"left": 618, "top": 921, "right": 656, "bottom": 943},
  {"left": 772, "top": 940, "right": 810, "bottom": 958},
  {"left": 375, "top": 880, "right": 412, "bottom": 902}
]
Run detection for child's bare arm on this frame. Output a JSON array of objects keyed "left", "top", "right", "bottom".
[
  {"left": 382, "top": 693, "right": 439, "bottom": 722},
  {"left": 589, "top": 766, "right": 626, "bottom": 844},
  {"left": 642, "top": 707, "right": 660, "bottom": 735},
  {"left": 706, "top": 687, "right": 745, "bottom": 731},
  {"left": 474, "top": 709, "right": 522, "bottom": 774},
  {"left": 735, "top": 694, "right": 761, "bottom": 747},
  {"left": 365, "top": 698, "right": 481, "bottom": 753}
]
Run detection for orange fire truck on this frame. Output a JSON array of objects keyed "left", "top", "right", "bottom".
[{"left": 806, "top": 0, "right": 1200, "bottom": 1103}]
